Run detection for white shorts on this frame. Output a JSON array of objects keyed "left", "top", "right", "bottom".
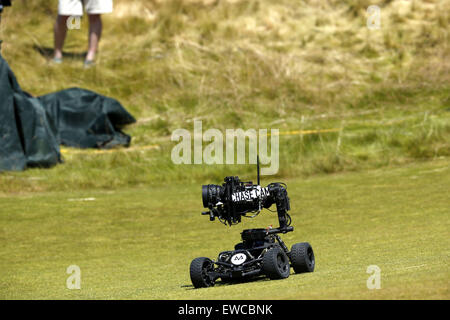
[{"left": 58, "top": 0, "right": 113, "bottom": 16}]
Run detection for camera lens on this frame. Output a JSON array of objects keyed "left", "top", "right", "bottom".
[
  {"left": 202, "top": 185, "right": 209, "bottom": 208},
  {"left": 202, "top": 184, "right": 222, "bottom": 208}
]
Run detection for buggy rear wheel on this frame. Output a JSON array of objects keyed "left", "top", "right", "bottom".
[
  {"left": 290, "top": 242, "right": 315, "bottom": 273},
  {"left": 262, "top": 246, "right": 290, "bottom": 280},
  {"left": 190, "top": 257, "right": 215, "bottom": 288}
]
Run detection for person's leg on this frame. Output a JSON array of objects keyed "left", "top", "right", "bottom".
[
  {"left": 54, "top": 0, "right": 83, "bottom": 61},
  {"left": 53, "top": 15, "right": 70, "bottom": 60},
  {"left": 86, "top": 14, "right": 102, "bottom": 62}
]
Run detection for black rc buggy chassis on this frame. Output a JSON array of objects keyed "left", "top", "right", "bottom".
[
  {"left": 190, "top": 227, "right": 315, "bottom": 288},
  {"left": 190, "top": 160, "right": 316, "bottom": 288}
]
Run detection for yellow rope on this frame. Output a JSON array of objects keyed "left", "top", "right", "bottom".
[
  {"left": 60, "top": 128, "right": 339, "bottom": 155},
  {"left": 270, "top": 128, "right": 340, "bottom": 136},
  {"left": 60, "top": 144, "right": 161, "bottom": 155}
]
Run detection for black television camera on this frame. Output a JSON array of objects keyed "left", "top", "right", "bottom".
[
  {"left": 202, "top": 176, "right": 292, "bottom": 231},
  {"left": 190, "top": 158, "right": 315, "bottom": 288}
]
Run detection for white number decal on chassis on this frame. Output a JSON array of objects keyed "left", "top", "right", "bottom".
[{"left": 231, "top": 253, "right": 247, "bottom": 265}]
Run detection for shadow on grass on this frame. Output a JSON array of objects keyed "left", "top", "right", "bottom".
[
  {"left": 181, "top": 275, "right": 277, "bottom": 290},
  {"left": 33, "top": 44, "right": 87, "bottom": 61}
]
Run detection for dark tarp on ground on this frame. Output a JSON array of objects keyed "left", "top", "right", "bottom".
[
  {"left": 0, "top": 53, "right": 61, "bottom": 171},
  {"left": 0, "top": 53, "right": 136, "bottom": 172},
  {"left": 38, "top": 88, "right": 136, "bottom": 149}
]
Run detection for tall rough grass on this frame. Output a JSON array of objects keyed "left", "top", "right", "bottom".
[{"left": 0, "top": 0, "right": 449, "bottom": 192}]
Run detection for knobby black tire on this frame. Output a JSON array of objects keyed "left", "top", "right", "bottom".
[
  {"left": 290, "top": 242, "right": 315, "bottom": 274},
  {"left": 190, "top": 257, "right": 215, "bottom": 288},
  {"left": 262, "top": 246, "right": 290, "bottom": 280}
]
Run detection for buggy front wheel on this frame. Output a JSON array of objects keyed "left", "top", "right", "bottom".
[
  {"left": 190, "top": 257, "right": 215, "bottom": 288},
  {"left": 262, "top": 246, "right": 290, "bottom": 280}
]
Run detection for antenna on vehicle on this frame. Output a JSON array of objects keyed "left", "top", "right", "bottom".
[{"left": 257, "top": 155, "right": 260, "bottom": 186}]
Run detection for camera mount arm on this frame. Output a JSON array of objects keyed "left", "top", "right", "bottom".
[{"left": 264, "top": 183, "right": 293, "bottom": 233}]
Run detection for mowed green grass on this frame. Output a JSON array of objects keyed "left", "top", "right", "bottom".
[{"left": 0, "top": 159, "right": 448, "bottom": 299}]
